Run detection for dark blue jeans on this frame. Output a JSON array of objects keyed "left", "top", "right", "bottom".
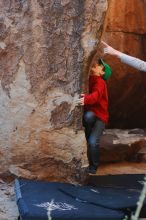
[{"left": 83, "top": 111, "right": 105, "bottom": 171}]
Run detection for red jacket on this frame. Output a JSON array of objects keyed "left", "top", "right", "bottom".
[{"left": 84, "top": 75, "right": 109, "bottom": 124}]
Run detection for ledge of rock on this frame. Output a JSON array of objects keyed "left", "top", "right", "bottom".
[{"left": 100, "top": 129, "right": 146, "bottom": 163}]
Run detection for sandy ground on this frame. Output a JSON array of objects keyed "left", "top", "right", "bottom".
[
  {"left": 0, "top": 179, "right": 19, "bottom": 220},
  {"left": 0, "top": 162, "right": 146, "bottom": 220},
  {"left": 97, "top": 162, "right": 146, "bottom": 175}
]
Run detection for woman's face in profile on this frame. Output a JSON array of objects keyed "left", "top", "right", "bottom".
[{"left": 91, "top": 64, "right": 105, "bottom": 77}]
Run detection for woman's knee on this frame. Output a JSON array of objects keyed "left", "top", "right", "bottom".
[{"left": 83, "top": 111, "right": 96, "bottom": 124}]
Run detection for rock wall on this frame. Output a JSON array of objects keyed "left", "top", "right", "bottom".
[
  {"left": 0, "top": 0, "right": 108, "bottom": 182},
  {"left": 1, "top": 0, "right": 145, "bottom": 183},
  {"left": 102, "top": 0, "right": 146, "bottom": 128}
]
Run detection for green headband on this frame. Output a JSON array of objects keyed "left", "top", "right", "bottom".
[{"left": 99, "top": 59, "right": 112, "bottom": 80}]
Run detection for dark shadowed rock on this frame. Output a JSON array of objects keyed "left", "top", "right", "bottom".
[{"left": 102, "top": 0, "right": 146, "bottom": 129}]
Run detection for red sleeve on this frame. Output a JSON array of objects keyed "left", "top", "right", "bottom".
[{"left": 84, "top": 79, "right": 104, "bottom": 105}]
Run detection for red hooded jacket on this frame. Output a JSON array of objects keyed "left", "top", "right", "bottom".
[{"left": 84, "top": 75, "right": 109, "bottom": 124}]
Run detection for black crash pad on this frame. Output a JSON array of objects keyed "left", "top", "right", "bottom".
[
  {"left": 88, "top": 174, "right": 145, "bottom": 189},
  {"left": 15, "top": 179, "right": 124, "bottom": 220},
  {"left": 15, "top": 174, "right": 146, "bottom": 220},
  {"left": 88, "top": 174, "right": 146, "bottom": 217}
]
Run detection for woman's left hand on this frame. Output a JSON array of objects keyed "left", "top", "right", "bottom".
[{"left": 76, "top": 94, "right": 85, "bottom": 106}]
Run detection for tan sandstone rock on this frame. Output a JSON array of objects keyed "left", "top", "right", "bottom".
[{"left": 0, "top": 0, "right": 107, "bottom": 183}]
